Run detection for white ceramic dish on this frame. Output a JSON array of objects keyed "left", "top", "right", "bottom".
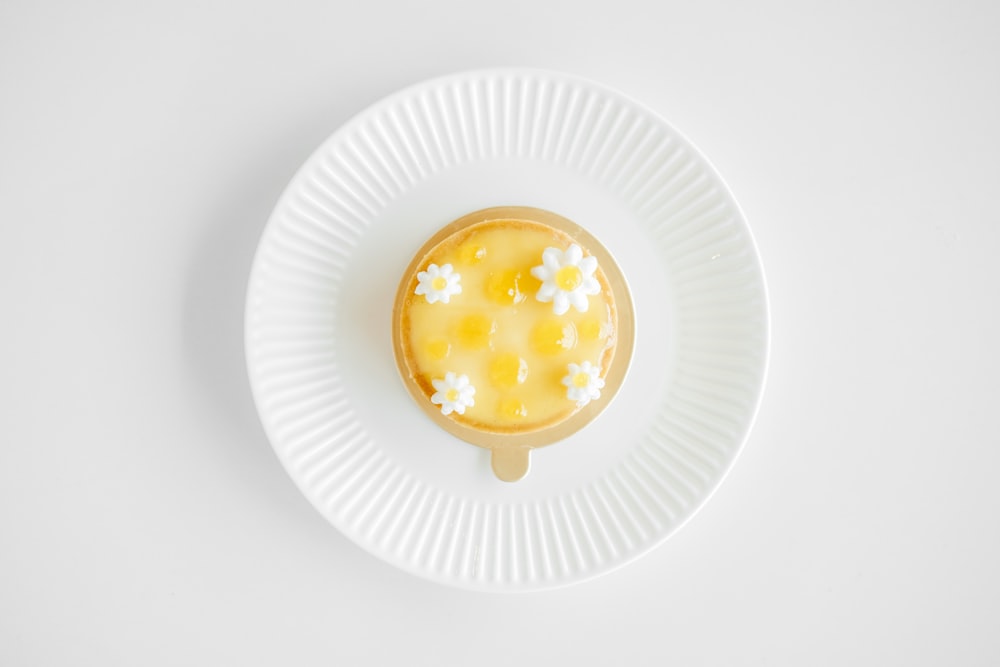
[{"left": 245, "top": 69, "right": 768, "bottom": 591}]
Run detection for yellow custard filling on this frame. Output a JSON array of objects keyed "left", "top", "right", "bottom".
[{"left": 398, "top": 219, "right": 618, "bottom": 434}]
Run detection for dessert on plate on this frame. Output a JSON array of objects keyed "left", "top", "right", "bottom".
[{"left": 393, "top": 206, "right": 634, "bottom": 481}]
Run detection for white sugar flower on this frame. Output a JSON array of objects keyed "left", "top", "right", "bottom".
[
  {"left": 415, "top": 263, "right": 461, "bottom": 304},
  {"left": 562, "top": 361, "right": 605, "bottom": 408},
  {"left": 530, "top": 245, "right": 600, "bottom": 315},
  {"left": 431, "top": 372, "right": 476, "bottom": 416}
]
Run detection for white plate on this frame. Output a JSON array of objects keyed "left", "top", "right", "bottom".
[{"left": 245, "top": 69, "right": 768, "bottom": 591}]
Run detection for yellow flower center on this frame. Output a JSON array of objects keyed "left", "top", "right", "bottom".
[
  {"left": 555, "top": 265, "right": 583, "bottom": 291},
  {"left": 431, "top": 276, "right": 448, "bottom": 291},
  {"left": 572, "top": 372, "right": 591, "bottom": 388},
  {"left": 445, "top": 388, "right": 460, "bottom": 402}
]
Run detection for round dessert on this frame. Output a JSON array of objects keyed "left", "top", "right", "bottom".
[{"left": 393, "top": 207, "right": 634, "bottom": 481}]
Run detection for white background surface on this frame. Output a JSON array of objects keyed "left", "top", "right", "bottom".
[{"left": 2, "top": 0, "right": 997, "bottom": 664}]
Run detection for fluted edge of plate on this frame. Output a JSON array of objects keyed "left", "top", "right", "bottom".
[{"left": 245, "top": 69, "right": 768, "bottom": 591}]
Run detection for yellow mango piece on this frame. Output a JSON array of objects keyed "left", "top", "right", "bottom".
[
  {"left": 485, "top": 268, "right": 542, "bottom": 305},
  {"left": 454, "top": 313, "right": 495, "bottom": 350},
  {"left": 578, "top": 317, "right": 605, "bottom": 342},
  {"left": 425, "top": 338, "right": 451, "bottom": 360},
  {"left": 497, "top": 397, "right": 528, "bottom": 420},
  {"left": 531, "top": 319, "right": 577, "bottom": 356},
  {"left": 489, "top": 353, "right": 528, "bottom": 389},
  {"left": 457, "top": 242, "right": 487, "bottom": 265}
]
